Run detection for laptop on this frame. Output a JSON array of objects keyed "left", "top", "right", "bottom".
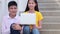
[{"left": 20, "top": 13, "right": 36, "bottom": 25}]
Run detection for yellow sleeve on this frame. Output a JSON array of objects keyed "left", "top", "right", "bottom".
[{"left": 38, "top": 12, "right": 43, "bottom": 21}]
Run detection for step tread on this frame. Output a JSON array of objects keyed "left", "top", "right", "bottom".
[
  {"left": 44, "top": 16, "right": 60, "bottom": 18},
  {"left": 42, "top": 24, "right": 60, "bottom": 29},
  {"left": 40, "top": 10, "right": 60, "bottom": 12},
  {"left": 40, "top": 29, "right": 60, "bottom": 31},
  {"left": 42, "top": 22, "right": 60, "bottom": 24}
]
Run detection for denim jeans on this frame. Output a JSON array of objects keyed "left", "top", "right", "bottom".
[
  {"left": 23, "top": 25, "right": 30, "bottom": 34},
  {"left": 23, "top": 25, "right": 40, "bottom": 34},
  {"left": 32, "top": 28, "right": 40, "bottom": 34}
]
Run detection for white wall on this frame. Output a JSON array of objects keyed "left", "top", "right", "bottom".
[
  {"left": 0, "top": 0, "right": 2, "bottom": 23},
  {"left": 0, "top": 0, "right": 5, "bottom": 34},
  {"left": 0, "top": 0, "right": 28, "bottom": 22},
  {"left": 18, "top": 0, "right": 28, "bottom": 11},
  {"left": 0, "top": 0, "right": 28, "bottom": 34},
  {"left": 6, "top": 0, "right": 28, "bottom": 15}
]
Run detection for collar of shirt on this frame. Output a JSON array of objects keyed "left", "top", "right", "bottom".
[{"left": 7, "top": 15, "right": 19, "bottom": 20}]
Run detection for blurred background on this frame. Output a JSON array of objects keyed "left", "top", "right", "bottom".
[{"left": 0, "top": 0, "right": 60, "bottom": 34}]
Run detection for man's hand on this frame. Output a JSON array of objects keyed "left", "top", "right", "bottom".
[{"left": 12, "top": 24, "right": 22, "bottom": 30}]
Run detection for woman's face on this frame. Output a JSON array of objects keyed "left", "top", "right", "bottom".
[{"left": 28, "top": 0, "right": 36, "bottom": 10}]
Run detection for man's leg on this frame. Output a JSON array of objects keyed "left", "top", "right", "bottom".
[
  {"left": 23, "top": 25, "right": 30, "bottom": 34},
  {"left": 10, "top": 23, "right": 20, "bottom": 34},
  {"left": 32, "top": 28, "right": 40, "bottom": 34}
]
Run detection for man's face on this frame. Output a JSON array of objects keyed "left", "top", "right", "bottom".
[{"left": 8, "top": 5, "right": 17, "bottom": 15}]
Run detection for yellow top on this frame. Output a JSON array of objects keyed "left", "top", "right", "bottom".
[{"left": 24, "top": 11, "right": 43, "bottom": 27}]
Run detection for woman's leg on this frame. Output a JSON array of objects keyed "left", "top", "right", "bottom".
[
  {"left": 10, "top": 23, "right": 20, "bottom": 34},
  {"left": 23, "top": 25, "right": 30, "bottom": 34},
  {"left": 32, "top": 28, "right": 40, "bottom": 34}
]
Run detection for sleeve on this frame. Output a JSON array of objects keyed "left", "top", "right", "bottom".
[
  {"left": 2, "top": 17, "right": 10, "bottom": 34},
  {"left": 38, "top": 12, "right": 43, "bottom": 21}
]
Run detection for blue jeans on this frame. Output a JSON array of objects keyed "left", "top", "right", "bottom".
[
  {"left": 32, "top": 28, "right": 40, "bottom": 34},
  {"left": 23, "top": 25, "right": 30, "bottom": 34},
  {"left": 23, "top": 26, "right": 40, "bottom": 34}
]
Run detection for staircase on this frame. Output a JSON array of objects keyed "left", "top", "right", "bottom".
[{"left": 37, "top": 0, "right": 60, "bottom": 34}]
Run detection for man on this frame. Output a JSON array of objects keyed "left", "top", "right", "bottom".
[{"left": 2, "top": 1, "right": 22, "bottom": 34}]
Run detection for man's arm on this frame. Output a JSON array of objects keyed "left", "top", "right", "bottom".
[{"left": 2, "top": 17, "right": 10, "bottom": 34}]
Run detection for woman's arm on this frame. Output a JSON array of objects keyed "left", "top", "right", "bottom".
[{"left": 38, "top": 20, "right": 42, "bottom": 29}]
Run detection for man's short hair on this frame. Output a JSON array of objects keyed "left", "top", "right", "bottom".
[{"left": 8, "top": 1, "right": 17, "bottom": 8}]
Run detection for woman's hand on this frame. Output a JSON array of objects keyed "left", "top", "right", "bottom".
[
  {"left": 36, "top": 26, "right": 42, "bottom": 29},
  {"left": 36, "top": 20, "right": 42, "bottom": 29}
]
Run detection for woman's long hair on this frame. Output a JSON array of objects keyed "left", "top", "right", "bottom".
[{"left": 25, "top": 0, "right": 39, "bottom": 12}]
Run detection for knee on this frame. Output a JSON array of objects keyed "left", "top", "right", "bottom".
[
  {"left": 23, "top": 26, "right": 30, "bottom": 31},
  {"left": 32, "top": 28, "right": 40, "bottom": 34},
  {"left": 33, "top": 28, "right": 38, "bottom": 32}
]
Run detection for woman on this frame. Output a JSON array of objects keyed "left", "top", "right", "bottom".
[{"left": 23, "top": 0, "right": 43, "bottom": 34}]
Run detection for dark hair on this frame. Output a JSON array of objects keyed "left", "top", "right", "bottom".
[
  {"left": 25, "top": 0, "right": 39, "bottom": 12},
  {"left": 8, "top": 1, "right": 17, "bottom": 8}
]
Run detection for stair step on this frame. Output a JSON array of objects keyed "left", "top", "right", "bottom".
[
  {"left": 41, "top": 11, "right": 60, "bottom": 16},
  {"left": 37, "top": 0, "right": 58, "bottom": 3},
  {"left": 43, "top": 16, "right": 60, "bottom": 22},
  {"left": 40, "top": 29, "right": 60, "bottom": 34},
  {"left": 40, "top": 10, "right": 60, "bottom": 12},
  {"left": 44, "top": 16, "right": 60, "bottom": 17},
  {"left": 40, "top": 31, "right": 60, "bottom": 34},
  {"left": 38, "top": 3, "right": 59, "bottom": 8},
  {"left": 39, "top": 8, "right": 60, "bottom": 10},
  {"left": 40, "top": 29, "right": 60, "bottom": 31},
  {"left": 42, "top": 23, "right": 60, "bottom": 29},
  {"left": 42, "top": 22, "right": 60, "bottom": 24},
  {"left": 38, "top": 0, "right": 60, "bottom": 10}
]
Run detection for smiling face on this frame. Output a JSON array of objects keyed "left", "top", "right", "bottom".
[
  {"left": 28, "top": 0, "right": 36, "bottom": 10},
  {"left": 8, "top": 5, "right": 17, "bottom": 16}
]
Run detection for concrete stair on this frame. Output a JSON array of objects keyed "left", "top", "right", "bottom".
[
  {"left": 37, "top": 0, "right": 60, "bottom": 34},
  {"left": 37, "top": 0, "right": 60, "bottom": 11},
  {"left": 40, "top": 29, "right": 60, "bottom": 34},
  {"left": 41, "top": 11, "right": 60, "bottom": 16}
]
